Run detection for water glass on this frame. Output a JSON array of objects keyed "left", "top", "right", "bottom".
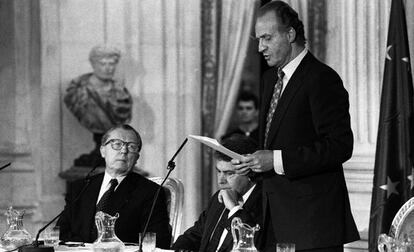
[
  {"left": 44, "top": 226, "right": 60, "bottom": 247},
  {"left": 276, "top": 243, "right": 295, "bottom": 252},
  {"left": 139, "top": 232, "right": 156, "bottom": 252}
]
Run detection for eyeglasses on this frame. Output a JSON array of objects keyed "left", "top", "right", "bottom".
[{"left": 103, "top": 139, "right": 140, "bottom": 153}]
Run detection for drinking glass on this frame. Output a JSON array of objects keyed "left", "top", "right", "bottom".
[
  {"left": 276, "top": 243, "right": 295, "bottom": 252},
  {"left": 139, "top": 232, "right": 156, "bottom": 252},
  {"left": 44, "top": 226, "right": 60, "bottom": 247}
]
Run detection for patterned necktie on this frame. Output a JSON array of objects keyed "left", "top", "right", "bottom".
[
  {"left": 205, "top": 208, "right": 229, "bottom": 252},
  {"left": 96, "top": 178, "right": 118, "bottom": 214},
  {"left": 264, "top": 68, "right": 284, "bottom": 147}
]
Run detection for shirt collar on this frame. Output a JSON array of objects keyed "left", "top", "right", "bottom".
[
  {"left": 103, "top": 171, "right": 127, "bottom": 189},
  {"left": 281, "top": 48, "right": 308, "bottom": 82}
]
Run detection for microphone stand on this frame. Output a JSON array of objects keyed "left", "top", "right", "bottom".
[
  {"left": 19, "top": 164, "right": 102, "bottom": 252},
  {"left": 0, "top": 162, "right": 11, "bottom": 171},
  {"left": 138, "top": 138, "right": 188, "bottom": 252}
]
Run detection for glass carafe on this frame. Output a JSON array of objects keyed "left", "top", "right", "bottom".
[
  {"left": 0, "top": 206, "right": 32, "bottom": 250},
  {"left": 231, "top": 217, "right": 260, "bottom": 252},
  {"left": 93, "top": 211, "right": 124, "bottom": 252}
]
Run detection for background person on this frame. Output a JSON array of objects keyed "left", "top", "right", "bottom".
[
  {"left": 233, "top": 1, "right": 359, "bottom": 251},
  {"left": 222, "top": 91, "right": 259, "bottom": 145},
  {"left": 58, "top": 124, "right": 172, "bottom": 249}
]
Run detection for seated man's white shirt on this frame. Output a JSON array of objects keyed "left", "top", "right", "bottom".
[
  {"left": 216, "top": 184, "right": 257, "bottom": 252},
  {"left": 273, "top": 48, "right": 308, "bottom": 175},
  {"left": 96, "top": 172, "right": 126, "bottom": 204}
]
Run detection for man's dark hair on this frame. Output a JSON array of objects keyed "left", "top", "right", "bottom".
[
  {"left": 101, "top": 124, "right": 142, "bottom": 152},
  {"left": 258, "top": 1, "right": 306, "bottom": 45},
  {"left": 215, "top": 133, "right": 258, "bottom": 162},
  {"left": 238, "top": 91, "right": 258, "bottom": 109}
]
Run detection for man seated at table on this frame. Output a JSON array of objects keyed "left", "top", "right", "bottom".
[
  {"left": 58, "top": 124, "right": 172, "bottom": 249},
  {"left": 172, "top": 134, "right": 263, "bottom": 252}
]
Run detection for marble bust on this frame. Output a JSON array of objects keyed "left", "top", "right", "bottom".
[{"left": 64, "top": 45, "right": 133, "bottom": 167}]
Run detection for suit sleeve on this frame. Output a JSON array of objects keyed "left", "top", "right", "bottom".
[
  {"left": 172, "top": 210, "right": 209, "bottom": 251},
  {"left": 282, "top": 68, "right": 353, "bottom": 178}
]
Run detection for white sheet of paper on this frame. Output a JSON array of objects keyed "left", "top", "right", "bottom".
[{"left": 188, "top": 135, "right": 248, "bottom": 161}]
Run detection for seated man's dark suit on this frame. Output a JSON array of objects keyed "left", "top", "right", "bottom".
[
  {"left": 172, "top": 182, "right": 262, "bottom": 252},
  {"left": 58, "top": 172, "right": 172, "bottom": 249}
]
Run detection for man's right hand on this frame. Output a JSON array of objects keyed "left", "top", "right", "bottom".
[{"left": 218, "top": 189, "right": 242, "bottom": 210}]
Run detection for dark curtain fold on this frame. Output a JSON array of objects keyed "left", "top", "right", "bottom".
[{"left": 201, "top": 0, "right": 219, "bottom": 208}]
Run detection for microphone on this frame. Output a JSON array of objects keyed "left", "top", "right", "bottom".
[
  {"left": 19, "top": 163, "right": 102, "bottom": 252},
  {"left": 138, "top": 138, "right": 188, "bottom": 252},
  {"left": 0, "top": 162, "right": 11, "bottom": 171}
]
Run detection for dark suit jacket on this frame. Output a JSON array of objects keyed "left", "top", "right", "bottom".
[
  {"left": 259, "top": 52, "right": 360, "bottom": 250},
  {"left": 58, "top": 172, "right": 172, "bottom": 249},
  {"left": 172, "top": 183, "right": 263, "bottom": 252}
]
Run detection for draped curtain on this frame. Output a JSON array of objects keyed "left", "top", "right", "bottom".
[
  {"left": 201, "top": 0, "right": 257, "bottom": 204},
  {"left": 214, "top": 0, "right": 257, "bottom": 139}
]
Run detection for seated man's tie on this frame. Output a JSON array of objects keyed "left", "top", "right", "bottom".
[{"left": 96, "top": 178, "right": 118, "bottom": 213}]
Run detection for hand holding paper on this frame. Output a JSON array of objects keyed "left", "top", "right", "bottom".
[{"left": 188, "top": 135, "right": 248, "bottom": 162}]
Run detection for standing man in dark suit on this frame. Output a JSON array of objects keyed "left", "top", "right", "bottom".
[
  {"left": 58, "top": 124, "right": 172, "bottom": 249},
  {"left": 233, "top": 1, "right": 360, "bottom": 251},
  {"left": 173, "top": 134, "right": 262, "bottom": 252}
]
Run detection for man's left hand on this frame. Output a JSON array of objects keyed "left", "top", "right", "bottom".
[{"left": 233, "top": 150, "right": 274, "bottom": 174}]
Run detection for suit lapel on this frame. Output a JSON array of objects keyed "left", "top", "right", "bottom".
[
  {"left": 84, "top": 175, "right": 103, "bottom": 212},
  {"left": 200, "top": 203, "right": 226, "bottom": 252},
  {"left": 81, "top": 174, "right": 103, "bottom": 239},
  {"left": 260, "top": 70, "right": 277, "bottom": 127},
  {"left": 259, "top": 70, "right": 277, "bottom": 148},
  {"left": 265, "top": 53, "right": 314, "bottom": 148},
  {"left": 262, "top": 71, "right": 278, "bottom": 116}
]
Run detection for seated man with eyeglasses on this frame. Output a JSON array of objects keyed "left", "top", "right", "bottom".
[{"left": 58, "top": 124, "right": 172, "bottom": 249}]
